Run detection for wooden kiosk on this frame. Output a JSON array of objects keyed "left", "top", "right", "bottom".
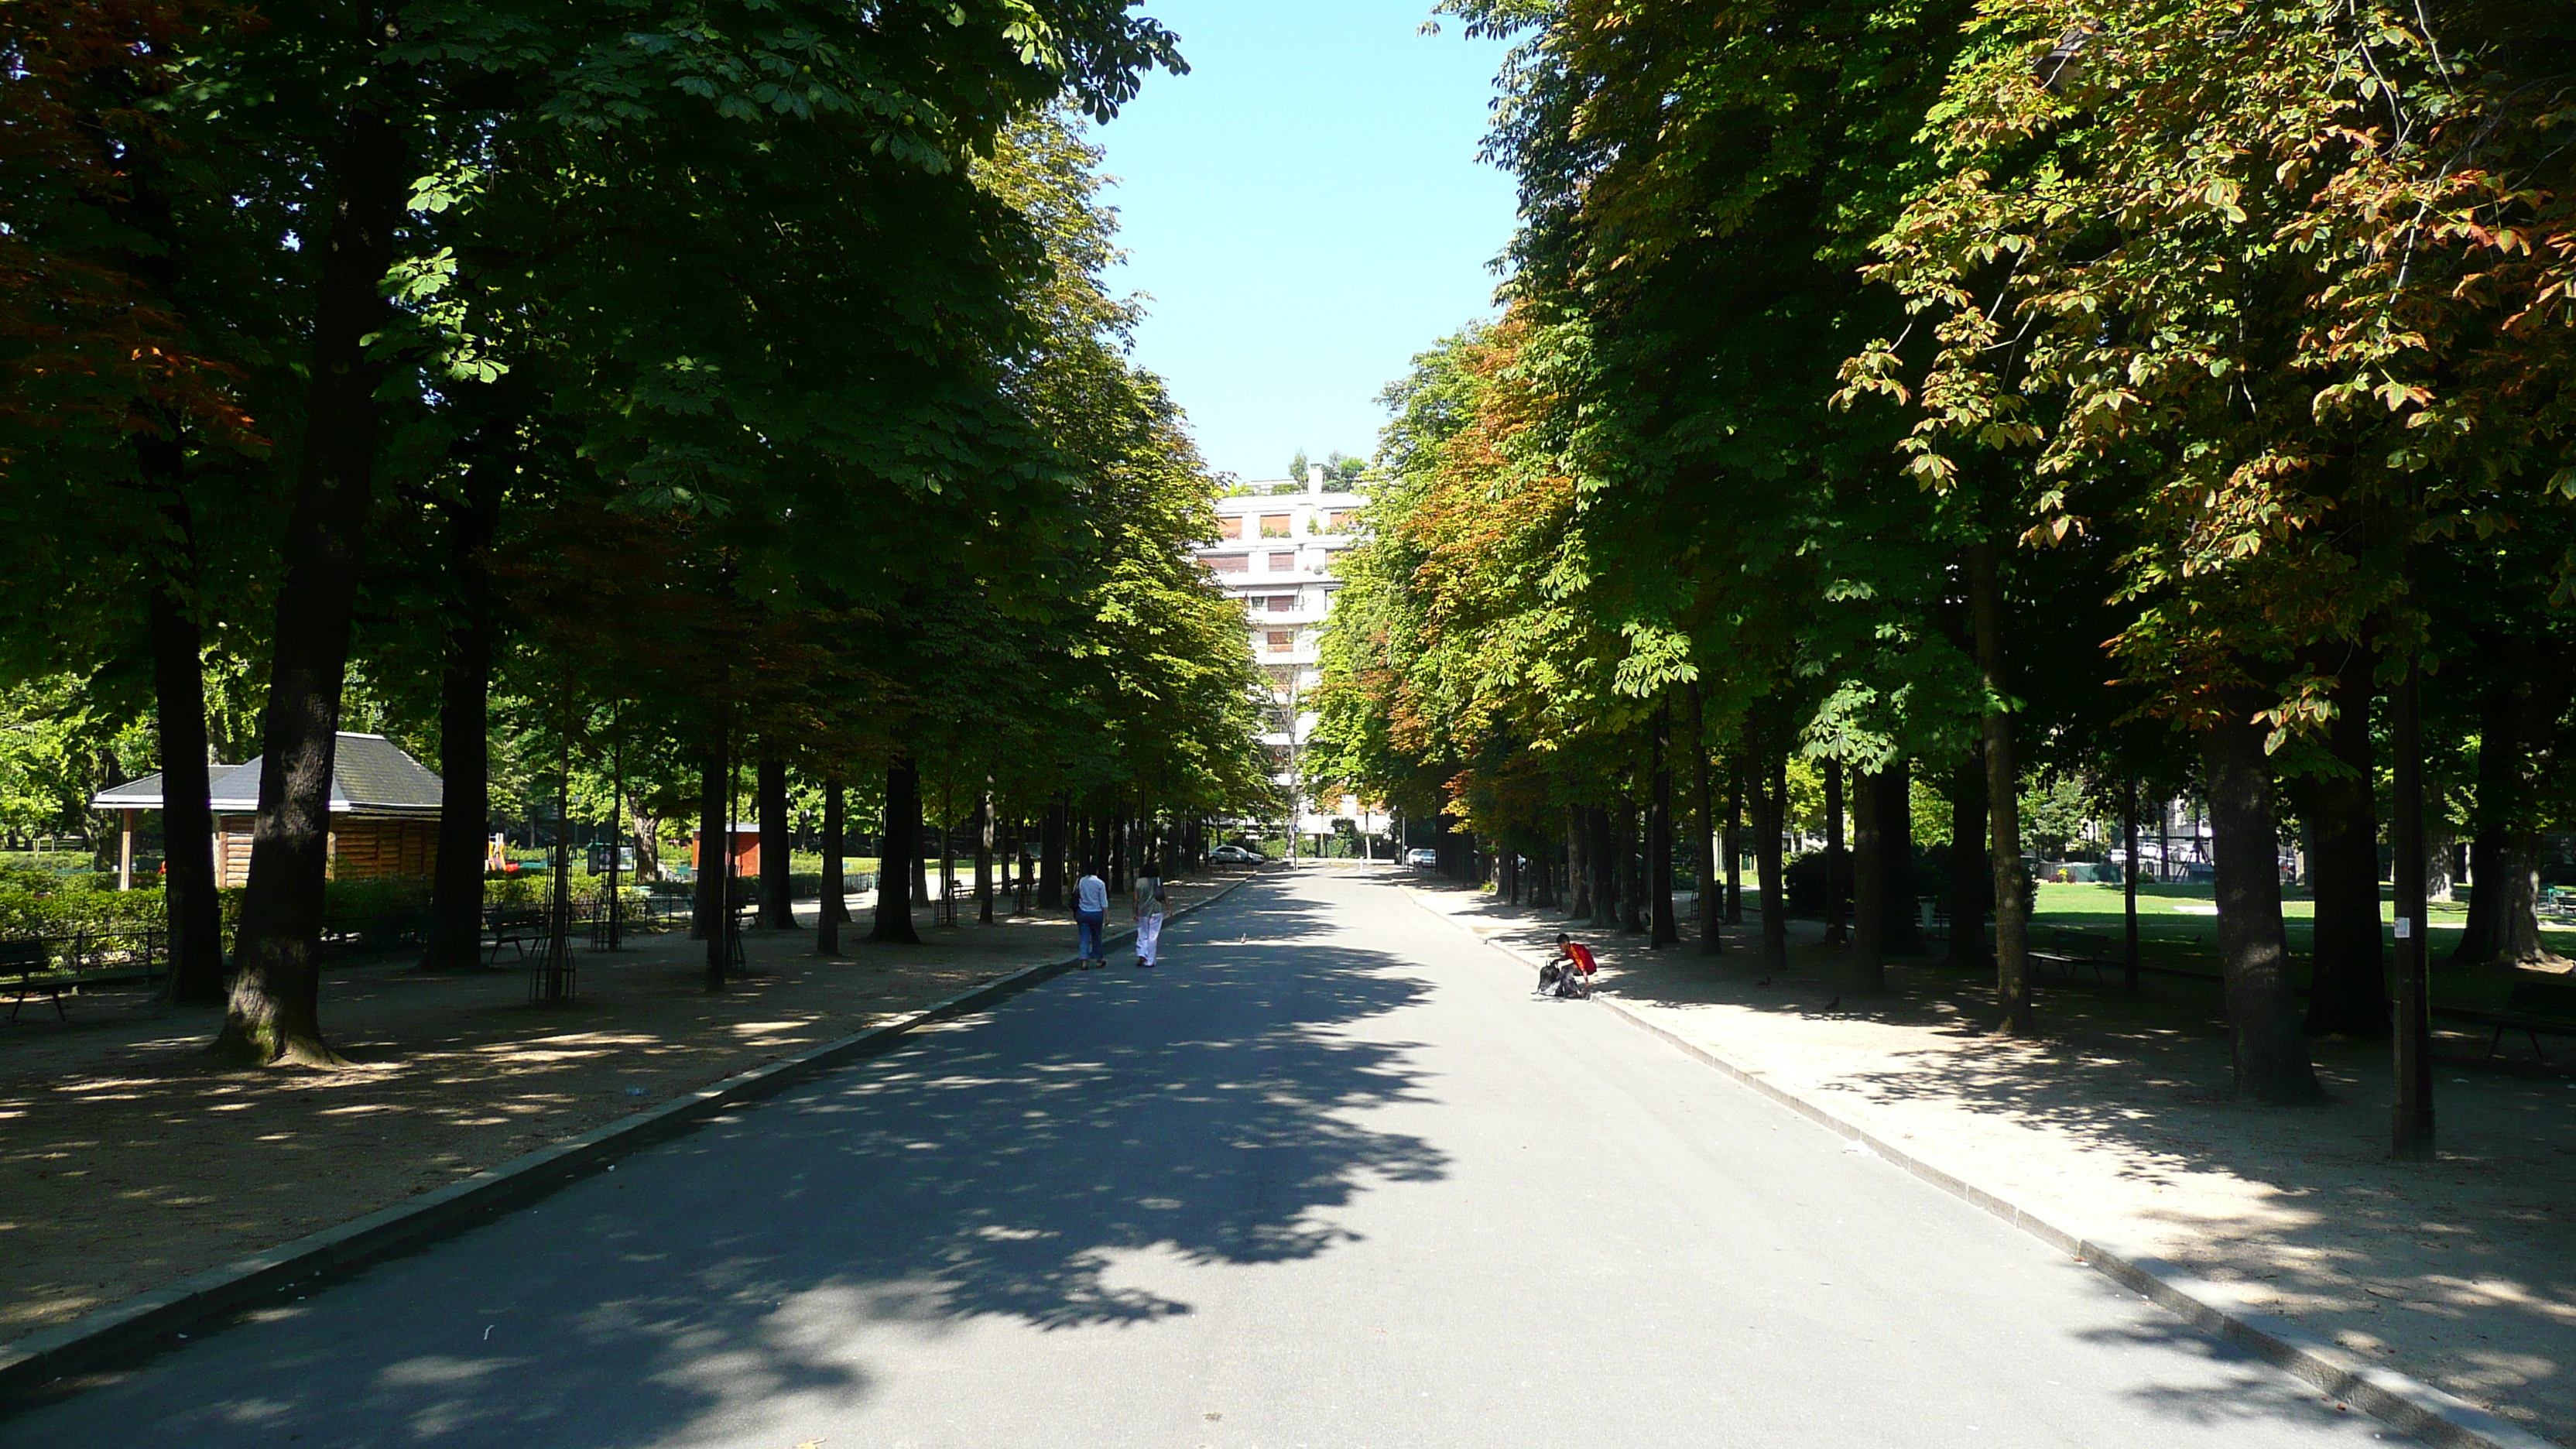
[{"left": 91, "top": 732, "right": 445, "bottom": 889}]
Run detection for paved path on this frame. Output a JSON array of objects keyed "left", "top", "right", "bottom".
[{"left": 2, "top": 868, "right": 2411, "bottom": 1447}]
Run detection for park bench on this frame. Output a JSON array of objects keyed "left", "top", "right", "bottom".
[
  {"left": 2, "top": 939, "right": 65, "bottom": 1023},
  {"left": 2434, "top": 975, "right": 2576, "bottom": 1063},
  {"left": 484, "top": 908, "right": 546, "bottom": 965},
  {"left": 2030, "top": 926, "right": 2116, "bottom": 985}
]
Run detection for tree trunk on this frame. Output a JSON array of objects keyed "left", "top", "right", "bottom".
[
  {"left": 1000, "top": 815, "right": 1017, "bottom": 899},
  {"left": 631, "top": 803, "right": 661, "bottom": 882},
  {"left": 604, "top": 735, "right": 625, "bottom": 951},
  {"left": 2122, "top": 779, "right": 2141, "bottom": 996},
  {"left": 2448, "top": 653, "right": 2572, "bottom": 970},
  {"left": 1724, "top": 766, "right": 1745, "bottom": 923},
  {"left": 1651, "top": 709, "right": 1680, "bottom": 946},
  {"left": 1821, "top": 759, "right": 1848, "bottom": 947},
  {"left": 2424, "top": 810, "right": 2454, "bottom": 903},
  {"left": 118, "top": 136, "right": 219, "bottom": 1003},
  {"left": 1967, "top": 541, "right": 2033, "bottom": 1034},
  {"left": 691, "top": 742, "right": 724, "bottom": 941},
  {"left": 2304, "top": 649, "right": 2387, "bottom": 1034},
  {"left": 420, "top": 415, "right": 507, "bottom": 972},
  {"left": 871, "top": 758, "right": 922, "bottom": 944},
  {"left": 1615, "top": 794, "right": 1643, "bottom": 934},
  {"left": 1690, "top": 685, "right": 1720, "bottom": 954},
  {"left": 1588, "top": 807, "right": 1614, "bottom": 929},
  {"left": 818, "top": 776, "right": 844, "bottom": 956},
  {"left": 144, "top": 519, "right": 224, "bottom": 1004},
  {"left": 1944, "top": 748, "right": 1989, "bottom": 973},
  {"left": 2493, "top": 834, "right": 2559, "bottom": 968},
  {"left": 2451, "top": 671, "right": 2516, "bottom": 965},
  {"left": 1754, "top": 725, "right": 1788, "bottom": 969},
  {"left": 697, "top": 738, "right": 730, "bottom": 988},
  {"left": 2390, "top": 654, "right": 2435, "bottom": 1155},
  {"left": 2496, "top": 656, "right": 2572, "bottom": 968},
  {"left": 1040, "top": 800, "right": 1067, "bottom": 908},
  {"left": 218, "top": 105, "right": 408, "bottom": 1067},
  {"left": 1567, "top": 803, "right": 1590, "bottom": 920},
  {"left": 2154, "top": 793, "right": 2170, "bottom": 886},
  {"left": 1875, "top": 761, "right": 1925, "bottom": 954},
  {"left": 913, "top": 803, "right": 932, "bottom": 909},
  {"left": 2455, "top": 826, "right": 2505, "bottom": 964},
  {"left": 1109, "top": 807, "right": 1129, "bottom": 894},
  {"left": 757, "top": 755, "right": 792, "bottom": 930},
  {"left": 1852, "top": 770, "right": 1886, "bottom": 991},
  {"left": 2201, "top": 705, "right": 2323, "bottom": 1101},
  {"left": 937, "top": 793, "right": 957, "bottom": 928},
  {"left": 823, "top": 793, "right": 849, "bottom": 923},
  {"left": 976, "top": 787, "right": 995, "bottom": 925},
  {"left": 421, "top": 614, "right": 494, "bottom": 971}
]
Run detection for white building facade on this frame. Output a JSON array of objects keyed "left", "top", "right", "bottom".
[{"left": 1197, "top": 466, "right": 1389, "bottom": 843}]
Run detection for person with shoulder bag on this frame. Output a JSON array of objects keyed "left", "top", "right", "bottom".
[{"left": 1132, "top": 862, "right": 1169, "bottom": 968}]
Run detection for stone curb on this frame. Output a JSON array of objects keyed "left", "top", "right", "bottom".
[
  {"left": 1403, "top": 889, "right": 2555, "bottom": 1449},
  {"left": 0, "top": 875, "right": 1253, "bottom": 1406}
]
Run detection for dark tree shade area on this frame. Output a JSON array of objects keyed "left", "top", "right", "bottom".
[
  {"left": 0, "top": 2, "right": 1275, "bottom": 1062},
  {"left": 1305, "top": 0, "right": 2576, "bottom": 1116}
]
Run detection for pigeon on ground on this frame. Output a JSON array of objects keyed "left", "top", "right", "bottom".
[
  {"left": 1823, "top": 994, "right": 1841, "bottom": 1012},
  {"left": 1754, "top": 975, "right": 1773, "bottom": 987}
]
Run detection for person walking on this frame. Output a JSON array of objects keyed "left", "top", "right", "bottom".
[
  {"left": 1132, "top": 859, "right": 1167, "bottom": 968},
  {"left": 1074, "top": 861, "right": 1109, "bottom": 968}
]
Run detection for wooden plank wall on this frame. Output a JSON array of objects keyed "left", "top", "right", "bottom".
[
  {"left": 214, "top": 816, "right": 255, "bottom": 889},
  {"left": 209, "top": 814, "right": 437, "bottom": 886},
  {"left": 333, "top": 817, "right": 437, "bottom": 879}
]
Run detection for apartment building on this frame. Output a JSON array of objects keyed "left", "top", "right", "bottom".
[{"left": 1197, "top": 464, "right": 1388, "bottom": 843}]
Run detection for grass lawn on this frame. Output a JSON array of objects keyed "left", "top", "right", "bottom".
[
  {"left": 787, "top": 854, "right": 882, "bottom": 877},
  {"left": 2023, "top": 880, "right": 2574, "bottom": 1009}
]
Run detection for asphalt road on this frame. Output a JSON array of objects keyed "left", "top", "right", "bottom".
[{"left": 3, "top": 866, "right": 2411, "bottom": 1447}]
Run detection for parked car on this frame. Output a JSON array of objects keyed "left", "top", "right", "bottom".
[
  {"left": 1209, "top": 844, "right": 1266, "bottom": 864},
  {"left": 1404, "top": 848, "right": 1438, "bottom": 868}
]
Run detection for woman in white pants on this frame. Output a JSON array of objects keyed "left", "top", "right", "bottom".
[{"left": 1132, "top": 865, "right": 1167, "bottom": 968}]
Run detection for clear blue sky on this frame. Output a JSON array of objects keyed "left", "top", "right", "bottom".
[{"left": 1096, "top": 2, "right": 1519, "bottom": 482}]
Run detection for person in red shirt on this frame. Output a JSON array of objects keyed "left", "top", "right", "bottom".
[{"left": 1540, "top": 933, "right": 1598, "bottom": 998}]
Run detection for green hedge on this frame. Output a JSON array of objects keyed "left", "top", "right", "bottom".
[{"left": 0, "top": 866, "right": 152, "bottom": 938}]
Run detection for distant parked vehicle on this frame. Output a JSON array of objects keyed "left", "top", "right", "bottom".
[
  {"left": 1209, "top": 844, "right": 1265, "bottom": 864},
  {"left": 1405, "top": 848, "right": 1438, "bottom": 868}
]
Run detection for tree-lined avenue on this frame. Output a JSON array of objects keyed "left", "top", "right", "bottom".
[{"left": 2, "top": 867, "right": 2407, "bottom": 1448}]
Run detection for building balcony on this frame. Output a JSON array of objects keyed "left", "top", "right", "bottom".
[
  {"left": 1197, "top": 549, "right": 1353, "bottom": 585},
  {"left": 1245, "top": 605, "right": 1327, "bottom": 627}
]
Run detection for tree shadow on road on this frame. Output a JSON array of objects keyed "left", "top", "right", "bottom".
[
  {"left": 1407, "top": 876, "right": 2576, "bottom": 1445},
  {"left": 7, "top": 890, "right": 1447, "bottom": 1448},
  {"left": 2071, "top": 1315, "right": 2386, "bottom": 1434}
]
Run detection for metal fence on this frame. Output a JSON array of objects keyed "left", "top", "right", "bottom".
[
  {"left": 3, "top": 872, "right": 890, "bottom": 995},
  {"left": 0, "top": 927, "right": 169, "bottom": 985}
]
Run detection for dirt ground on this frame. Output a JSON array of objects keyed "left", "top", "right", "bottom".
[
  {"left": 0, "top": 874, "right": 1234, "bottom": 1341},
  {"left": 1405, "top": 881, "right": 2576, "bottom": 1445}
]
